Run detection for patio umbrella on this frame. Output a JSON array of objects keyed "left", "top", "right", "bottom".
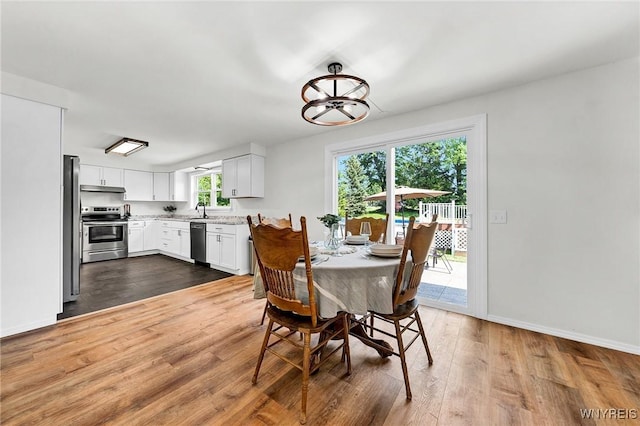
[{"left": 364, "top": 186, "right": 451, "bottom": 233}]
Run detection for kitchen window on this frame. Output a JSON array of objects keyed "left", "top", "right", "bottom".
[{"left": 194, "top": 171, "right": 230, "bottom": 208}]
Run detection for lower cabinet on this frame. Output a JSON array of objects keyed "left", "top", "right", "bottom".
[
  {"left": 143, "top": 220, "right": 159, "bottom": 251},
  {"left": 159, "top": 221, "right": 191, "bottom": 259},
  {"left": 206, "top": 231, "right": 236, "bottom": 270},
  {"left": 129, "top": 218, "right": 250, "bottom": 275},
  {"left": 128, "top": 221, "right": 145, "bottom": 253},
  {"left": 206, "top": 223, "right": 250, "bottom": 275}
]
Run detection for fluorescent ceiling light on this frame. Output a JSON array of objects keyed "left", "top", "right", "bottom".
[{"left": 105, "top": 138, "right": 149, "bottom": 156}]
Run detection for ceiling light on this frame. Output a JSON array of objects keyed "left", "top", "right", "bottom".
[
  {"left": 301, "top": 62, "right": 370, "bottom": 126},
  {"left": 105, "top": 138, "right": 149, "bottom": 156}
]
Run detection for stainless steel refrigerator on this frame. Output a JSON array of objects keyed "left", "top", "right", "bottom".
[{"left": 63, "top": 155, "right": 81, "bottom": 301}]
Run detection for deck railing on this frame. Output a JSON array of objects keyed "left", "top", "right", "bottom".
[
  {"left": 418, "top": 201, "right": 468, "bottom": 253},
  {"left": 418, "top": 201, "right": 467, "bottom": 225}
]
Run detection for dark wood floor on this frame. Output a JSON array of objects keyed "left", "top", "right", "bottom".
[{"left": 57, "top": 254, "right": 232, "bottom": 320}]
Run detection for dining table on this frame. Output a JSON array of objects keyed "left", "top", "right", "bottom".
[{"left": 253, "top": 243, "right": 409, "bottom": 357}]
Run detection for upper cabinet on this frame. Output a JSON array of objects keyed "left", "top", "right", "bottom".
[
  {"left": 79, "top": 165, "right": 124, "bottom": 187},
  {"left": 169, "top": 171, "right": 189, "bottom": 202},
  {"left": 153, "top": 172, "right": 170, "bottom": 201},
  {"left": 151, "top": 171, "right": 188, "bottom": 202},
  {"left": 222, "top": 154, "right": 264, "bottom": 198},
  {"left": 123, "top": 169, "right": 153, "bottom": 201}
]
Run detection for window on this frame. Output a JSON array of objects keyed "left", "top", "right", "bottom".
[{"left": 194, "top": 171, "right": 230, "bottom": 208}]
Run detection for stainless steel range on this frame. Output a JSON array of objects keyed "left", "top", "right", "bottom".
[{"left": 82, "top": 206, "right": 128, "bottom": 263}]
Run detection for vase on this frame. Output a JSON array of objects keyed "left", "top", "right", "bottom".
[{"left": 325, "top": 223, "right": 342, "bottom": 255}]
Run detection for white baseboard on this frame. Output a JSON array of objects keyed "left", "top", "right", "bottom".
[
  {"left": 487, "top": 314, "right": 640, "bottom": 355},
  {"left": 1, "top": 316, "right": 56, "bottom": 339}
]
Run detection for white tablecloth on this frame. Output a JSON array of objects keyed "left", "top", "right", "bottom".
[{"left": 253, "top": 248, "right": 404, "bottom": 318}]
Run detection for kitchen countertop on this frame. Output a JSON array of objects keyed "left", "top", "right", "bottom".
[{"left": 129, "top": 215, "right": 251, "bottom": 225}]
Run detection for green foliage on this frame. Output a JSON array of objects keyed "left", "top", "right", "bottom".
[
  {"left": 336, "top": 137, "right": 467, "bottom": 214},
  {"left": 197, "top": 173, "right": 229, "bottom": 207},
  {"left": 317, "top": 214, "right": 341, "bottom": 228},
  {"left": 344, "top": 155, "right": 367, "bottom": 217}
]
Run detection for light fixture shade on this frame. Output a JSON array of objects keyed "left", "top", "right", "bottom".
[
  {"left": 105, "top": 138, "right": 149, "bottom": 156},
  {"left": 301, "top": 62, "right": 370, "bottom": 126}
]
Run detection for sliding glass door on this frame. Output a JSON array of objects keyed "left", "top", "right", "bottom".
[{"left": 327, "top": 115, "right": 486, "bottom": 318}]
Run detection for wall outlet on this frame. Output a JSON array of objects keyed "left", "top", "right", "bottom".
[{"left": 490, "top": 210, "right": 507, "bottom": 224}]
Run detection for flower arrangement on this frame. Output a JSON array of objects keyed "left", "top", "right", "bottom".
[
  {"left": 317, "top": 213, "right": 340, "bottom": 228},
  {"left": 163, "top": 205, "right": 177, "bottom": 215}
]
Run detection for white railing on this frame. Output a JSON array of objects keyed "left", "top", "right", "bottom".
[
  {"left": 418, "top": 201, "right": 467, "bottom": 225},
  {"left": 418, "top": 201, "right": 468, "bottom": 253}
]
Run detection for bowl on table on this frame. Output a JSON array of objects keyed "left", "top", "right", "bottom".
[
  {"left": 369, "top": 244, "right": 403, "bottom": 258},
  {"left": 298, "top": 246, "right": 320, "bottom": 261},
  {"left": 345, "top": 235, "right": 368, "bottom": 245}
]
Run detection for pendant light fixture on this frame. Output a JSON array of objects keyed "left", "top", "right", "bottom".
[{"left": 301, "top": 62, "right": 370, "bottom": 126}]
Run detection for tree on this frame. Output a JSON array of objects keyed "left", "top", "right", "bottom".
[
  {"left": 356, "top": 151, "right": 386, "bottom": 193},
  {"left": 344, "top": 155, "right": 367, "bottom": 217}
]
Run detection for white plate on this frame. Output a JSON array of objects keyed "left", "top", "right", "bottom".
[
  {"left": 371, "top": 244, "right": 403, "bottom": 251},
  {"left": 345, "top": 240, "right": 366, "bottom": 245},
  {"left": 298, "top": 254, "right": 319, "bottom": 262},
  {"left": 298, "top": 247, "right": 319, "bottom": 261},
  {"left": 368, "top": 251, "right": 402, "bottom": 258},
  {"left": 370, "top": 247, "right": 403, "bottom": 255}
]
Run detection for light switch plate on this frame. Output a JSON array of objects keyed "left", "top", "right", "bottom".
[{"left": 490, "top": 210, "right": 507, "bottom": 224}]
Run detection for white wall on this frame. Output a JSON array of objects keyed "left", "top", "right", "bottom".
[
  {"left": 1, "top": 94, "right": 63, "bottom": 337},
  {"left": 236, "top": 58, "right": 640, "bottom": 353}
]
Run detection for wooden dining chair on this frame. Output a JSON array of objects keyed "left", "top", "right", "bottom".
[
  {"left": 345, "top": 213, "right": 389, "bottom": 243},
  {"left": 255, "top": 213, "right": 293, "bottom": 325},
  {"left": 257, "top": 213, "right": 293, "bottom": 228},
  {"left": 354, "top": 216, "right": 437, "bottom": 400},
  {"left": 247, "top": 215, "right": 352, "bottom": 424}
]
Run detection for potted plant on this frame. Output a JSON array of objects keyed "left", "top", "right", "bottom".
[
  {"left": 317, "top": 214, "right": 341, "bottom": 254},
  {"left": 163, "top": 205, "right": 177, "bottom": 217}
]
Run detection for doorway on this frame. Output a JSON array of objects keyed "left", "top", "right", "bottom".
[{"left": 327, "top": 114, "right": 487, "bottom": 318}]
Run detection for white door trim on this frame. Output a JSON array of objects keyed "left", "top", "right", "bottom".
[{"left": 325, "top": 114, "right": 488, "bottom": 319}]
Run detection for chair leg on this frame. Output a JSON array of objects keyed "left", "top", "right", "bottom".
[
  {"left": 300, "top": 331, "right": 312, "bottom": 424},
  {"left": 260, "top": 301, "right": 268, "bottom": 325},
  {"left": 342, "top": 313, "right": 352, "bottom": 375},
  {"left": 414, "top": 310, "right": 433, "bottom": 365},
  {"left": 369, "top": 314, "right": 375, "bottom": 337},
  {"left": 394, "top": 319, "right": 412, "bottom": 400},
  {"left": 252, "top": 319, "right": 273, "bottom": 384}
]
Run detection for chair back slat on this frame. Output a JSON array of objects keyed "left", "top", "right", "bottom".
[
  {"left": 394, "top": 217, "right": 438, "bottom": 307},
  {"left": 248, "top": 216, "right": 318, "bottom": 326},
  {"left": 345, "top": 213, "right": 389, "bottom": 243}
]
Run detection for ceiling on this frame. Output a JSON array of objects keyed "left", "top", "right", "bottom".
[{"left": 2, "top": 1, "right": 638, "bottom": 167}]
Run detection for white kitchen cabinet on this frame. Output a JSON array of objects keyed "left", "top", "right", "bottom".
[
  {"left": 123, "top": 169, "right": 154, "bottom": 201},
  {"left": 169, "top": 171, "right": 189, "bottom": 202},
  {"left": 80, "top": 165, "right": 124, "bottom": 187},
  {"left": 143, "top": 220, "right": 159, "bottom": 251},
  {"left": 222, "top": 154, "right": 264, "bottom": 198},
  {"left": 206, "top": 223, "right": 250, "bottom": 274},
  {"left": 153, "top": 172, "right": 170, "bottom": 201},
  {"left": 128, "top": 221, "right": 145, "bottom": 253},
  {"left": 159, "top": 221, "right": 191, "bottom": 259},
  {"left": 178, "top": 228, "right": 191, "bottom": 258}
]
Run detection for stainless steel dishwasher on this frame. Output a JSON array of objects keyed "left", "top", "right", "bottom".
[{"left": 190, "top": 222, "right": 208, "bottom": 265}]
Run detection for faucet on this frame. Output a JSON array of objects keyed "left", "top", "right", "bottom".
[{"left": 195, "top": 202, "right": 208, "bottom": 219}]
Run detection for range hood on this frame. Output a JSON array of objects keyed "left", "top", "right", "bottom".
[{"left": 80, "top": 185, "right": 126, "bottom": 193}]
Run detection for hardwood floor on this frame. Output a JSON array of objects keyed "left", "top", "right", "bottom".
[
  {"left": 58, "top": 254, "right": 233, "bottom": 319},
  {"left": 2, "top": 276, "right": 639, "bottom": 425}
]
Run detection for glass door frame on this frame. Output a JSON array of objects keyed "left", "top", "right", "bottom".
[{"left": 324, "top": 114, "right": 487, "bottom": 319}]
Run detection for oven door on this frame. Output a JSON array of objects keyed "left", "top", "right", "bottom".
[{"left": 83, "top": 221, "right": 128, "bottom": 252}]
